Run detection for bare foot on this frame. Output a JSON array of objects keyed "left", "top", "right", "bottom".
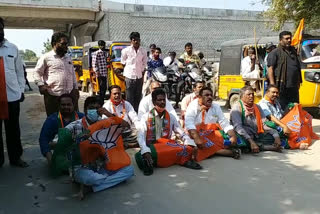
[{"left": 300, "top": 143, "right": 309, "bottom": 150}]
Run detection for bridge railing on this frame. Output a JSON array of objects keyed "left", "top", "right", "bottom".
[{"left": 0, "top": 0, "right": 99, "bottom": 11}]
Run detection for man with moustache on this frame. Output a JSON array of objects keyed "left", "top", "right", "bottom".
[
  {"left": 267, "top": 31, "right": 302, "bottom": 109},
  {"left": 34, "top": 32, "right": 79, "bottom": 116}
]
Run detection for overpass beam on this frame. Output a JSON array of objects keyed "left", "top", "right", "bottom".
[{"left": 70, "top": 21, "right": 98, "bottom": 46}]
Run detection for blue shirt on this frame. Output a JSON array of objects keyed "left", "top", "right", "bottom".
[
  {"left": 147, "top": 58, "right": 164, "bottom": 70},
  {"left": 258, "top": 98, "right": 284, "bottom": 120},
  {"left": 39, "top": 112, "right": 85, "bottom": 156}
]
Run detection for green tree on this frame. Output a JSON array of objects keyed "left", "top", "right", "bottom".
[
  {"left": 19, "top": 49, "right": 38, "bottom": 62},
  {"left": 42, "top": 38, "right": 52, "bottom": 54},
  {"left": 262, "top": 0, "right": 320, "bottom": 30}
]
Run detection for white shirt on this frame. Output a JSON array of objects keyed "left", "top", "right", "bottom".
[
  {"left": 102, "top": 100, "right": 138, "bottom": 127},
  {"left": 138, "top": 110, "right": 193, "bottom": 155},
  {"left": 0, "top": 39, "right": 25, "bottom": 102},
  {"left": 240, "top": 56, "right": 252, "bottom": 75},
  {"left": 138, "top": 93, "right": 179, "bottom": 121},
  {"left": 121, "top": 45, "right": 148, "bottom": 79},
  {"left": 163, "top": 56, "right": 179, "bottom": 70},
  {"left": 185, "top": 98, "right": 233, "bottom": 133},
  {"left": 181, "top": 92, "right": 196, "bottom": 112}
]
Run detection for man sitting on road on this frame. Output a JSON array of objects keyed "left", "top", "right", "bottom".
[
  {"left": 135, "top": 88, "right": 199, "bottom": 176},
  {"left": 230, "top": 86, "right": 282, "bottom": 153},
  {"left": 185, "top": 87, "right": 241, "bottom": 164},
  {"left": 100, "top": 85, "right": 139, "bottom": 147},
  {"left": 53, "top": 96, "right": 134, "bottom": 198},
  {"left": 39, "top": 94, "right": 84, "bottom": 166},
  {"left": 138, "top": 81, "right": 178, "bottom": 121},
  {"left": 258, "top": 84, "right": 319, "bottom": 150},
  {"left": 180, "top": 81, "right": 204, "bottom": 127}
]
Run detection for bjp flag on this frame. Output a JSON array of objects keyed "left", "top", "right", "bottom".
[
  {"left": 291, "top": 18, "right": 304, "bottom": 46},
  {"left": 280, "top": 104, "right": 319, "bottom": 149}
]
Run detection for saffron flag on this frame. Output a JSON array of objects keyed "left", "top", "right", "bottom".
[
  {"left": 280, "top": 104, "right": 319, "bottom": 149},
  {"left": 291, "top": 18, "right": 304, "bottom": 46},
  {"left": 0, "top": 56, "right": 9, "bottom": 120},
  {"left": 79, "top": 117, "right": 131, "bottom": 171}
]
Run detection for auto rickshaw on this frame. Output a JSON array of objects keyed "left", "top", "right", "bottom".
[
  {"left": 218, "top": 35, "right": 320, "bottom": 114},
  {"left": 106, "top": 41, "right": 130, "bottom": 93},
  {"left": 68, "top": 46, "right": 83, "bottom": 89},
  {"left": 81, "top": 41, "right": 130, "bottom": 96}
]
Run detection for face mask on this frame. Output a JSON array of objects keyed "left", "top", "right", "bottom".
[
  {"left": 87, "top": 109, "right": 99, "bottom": 122},
  {"left": 154, "top": 105, "right": 165, "bottom": 113}
]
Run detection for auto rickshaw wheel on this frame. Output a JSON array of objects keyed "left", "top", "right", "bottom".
[{"left": 229, "top": 93, "right": 240, "bottom": 109}]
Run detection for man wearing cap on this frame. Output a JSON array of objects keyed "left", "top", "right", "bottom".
[{"left": 0, "top": 17, "right": 28, "bottom": 167}]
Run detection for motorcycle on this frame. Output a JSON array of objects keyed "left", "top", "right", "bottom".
[
  {"left": 166, "top": 65, "right": 180, "bottom": 100},
  {"left": 144, "top": 66, "right": 170, "bottom": 97},
  {"left": 201, "top": 64, "right": 217, "bottom": 98},
  {"left": 175, "top": 59, "right": 203, "bottom": 103}
]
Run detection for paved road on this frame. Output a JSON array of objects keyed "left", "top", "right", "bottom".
[{"left": 1, "top": 70, "right": 320, "bottom": 214}]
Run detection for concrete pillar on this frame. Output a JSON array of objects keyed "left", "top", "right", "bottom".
[{"left": 70, "top": 21, "right": 98, "bottom": 46}]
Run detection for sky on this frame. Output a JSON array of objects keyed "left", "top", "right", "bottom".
[{"left": 5, "top": 0, "right": 266, "bottom": 57}]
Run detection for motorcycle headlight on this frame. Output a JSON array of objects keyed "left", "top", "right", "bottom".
[{"left": 305, "top": 71, "right": 320, "bottom": 83}]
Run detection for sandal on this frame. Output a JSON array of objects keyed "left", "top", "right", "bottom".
[
  {"left": 232, "top": 148, "right": 241, "bottom": 159},
  {"left": 183, "top": 160, "right": 203, "bottom": 170}
]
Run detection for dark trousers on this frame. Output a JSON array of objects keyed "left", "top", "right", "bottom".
[
  {"left": 98, "top": 76, "right": 107, "bottom": 104},
  {"left": 125, "top": 77, "right": 143, "bottom": 112},
  {"left": 44, "top": 92, "right": 79, "bottom": 116},
  {"left": 279, "top": 87, "right": 299, "bottom": 110},
  {"left": 175, "top": 80, "right": 185, "bottom": 105},
  {"left": 0, "top": 101, "right": 23, "bottom": 165}
]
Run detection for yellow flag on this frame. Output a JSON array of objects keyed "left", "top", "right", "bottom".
[{"left": 291, "top": 18, "right": 304, "bottom": 46}]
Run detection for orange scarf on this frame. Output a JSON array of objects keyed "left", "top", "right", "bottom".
[
  {"left": 239, "top": 101, "right": 264, "bottom": 134},
  {"left": 264, "top": 96, "right": 275, "bottom": 105},
  {"left": 146, "top": 109, "right": 170, "bottom": 145},
  {"left": 111, "top": 100, "right": 126, "bottom": 119},
  {"left": 198, "top": 98, "right": 209, "bottom": 112},
  {"left": 0, "top": 57, "right": 8, "bottom": 119}
]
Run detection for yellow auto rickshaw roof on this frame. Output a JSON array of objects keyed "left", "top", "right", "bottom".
[
  {"left": 83, "top": 41, "right": 130, "bottom": 51},
  {"left": 68, "top": 46, "right": 83, "bottom": 49}
]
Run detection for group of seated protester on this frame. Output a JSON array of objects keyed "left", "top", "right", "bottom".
[{"left": 38, "top": 82, "right": 319, "bottom": 199}]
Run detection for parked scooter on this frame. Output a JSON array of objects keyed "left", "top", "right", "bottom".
[
  {"left": 144, "top": 66, "right": 170, "bottom": 96},
  {"left": 175, "top": 59, "right": 203, "bottom": 105}
]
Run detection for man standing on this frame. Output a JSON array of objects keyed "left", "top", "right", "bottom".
[
  {"left": 121, "top": 32, "right": 148, "bottom": 112},
  {"left": 268, "top": 31, "right": 302, "bottom": 109},
  {"left": 0, "top": 17, "right": 28, "bottom": 167},
  {"left": 92, "top": 40, "right": 108, "bottom": 103},
  {"left": 34, "top": 32, "right": 79, "bottom": 116}
]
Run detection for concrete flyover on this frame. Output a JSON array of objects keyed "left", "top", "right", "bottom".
[{"left": 0, "top": 0, "right": 101, "bottom": 45}]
